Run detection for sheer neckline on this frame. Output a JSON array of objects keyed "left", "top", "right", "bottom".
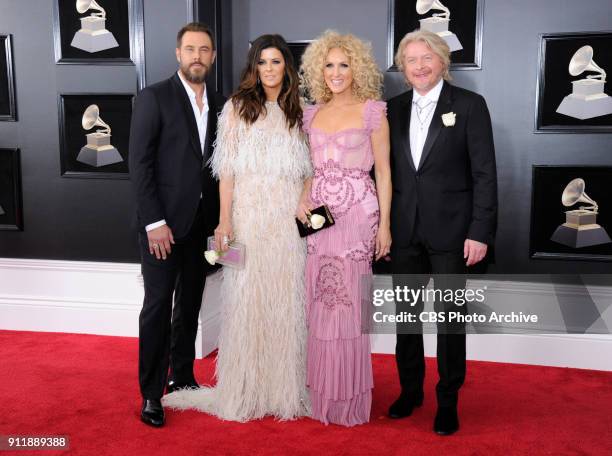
[
  {"left": 310, "top": 126, "right": 368, "bottom": 136},
  {"left": 308, "top": 101, "right": 369, "bottom": 135}
]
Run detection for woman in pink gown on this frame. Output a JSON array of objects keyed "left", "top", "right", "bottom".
[{"left": 298, "top": 31, "right": 392, "bottom": 426}]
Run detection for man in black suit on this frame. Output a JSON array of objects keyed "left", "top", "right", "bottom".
[
  {"left": 387, "top": 30, "right": 497, "bottom": 435},
  {"left": 129, "top": 22, "right": 226, "bottom": 427}
]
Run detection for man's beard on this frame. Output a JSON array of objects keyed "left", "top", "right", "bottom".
[{"left": 180, "top": 62, "right": 209, "bottom": 84}]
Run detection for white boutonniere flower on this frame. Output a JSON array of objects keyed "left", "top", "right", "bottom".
[
  {"left": 309, "top": 214, "right": 326, "bottom": 230},
  {"left": 441, "top": 112, "right": 456, "bottom": 127},
  {"left": 204, "top": 249, "right": 221, "bottom": 265}
]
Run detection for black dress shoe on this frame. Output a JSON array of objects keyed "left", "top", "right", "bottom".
[
  {"left": 388, "top": 393, "right": 424, "bottom": 419},
  {"left": 140, "top": 399, "right": 165, "bottom": 427},
  {"left": 434, "top": 406, "right": 459, "bottom": 435},
  {"left": 166, "top": 380, "right": 200, "bottom": 394}
]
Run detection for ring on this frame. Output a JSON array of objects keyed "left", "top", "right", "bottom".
[
  {"left": 152, "top": 244, "right": 159, "bottom": 249},
  {"left": 222, "top": 236, "right": 229, "bottom": 244}
]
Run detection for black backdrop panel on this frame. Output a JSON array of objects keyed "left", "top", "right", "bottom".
[
  {"left": 0, "top": 34, "right": 17, "bottom": 120},
  {"left": 530, "top": 166, "right": 612, "bottom": 261},
  {"left": 0, "top": 37, "right": 10, "bottom": 116},
  {"left": 55, "top": 0, "right": 131, "bottom": 61},
  {"left": 195, "top": 0, "right": 232, "bottom": 95},
  {"left": 59, "top": 94, "right": 133, "bottom": 178},
  {"left": 391, "top": 0, "right": 479, "bottom": 68},
  {"left": 0, "top": 148, "right": 23, "bottom": 231},
  {"left": 537, "top": 32, "right": 612, "bottom": 132},
  {"left": 287, "top": 42, "right": 309, "bottom": 68}
]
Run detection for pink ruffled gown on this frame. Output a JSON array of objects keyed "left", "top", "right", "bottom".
[{"left": 303, "top": 100, "right": 386, "bottom": 426}]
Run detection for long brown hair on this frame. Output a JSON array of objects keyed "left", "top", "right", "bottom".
[{"left": 231, "top": 34, "right": 302, "bottom": 129}]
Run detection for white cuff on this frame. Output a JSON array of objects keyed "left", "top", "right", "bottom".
[{"left": 145, "top": 220, "right": 166, "bottom": 232}]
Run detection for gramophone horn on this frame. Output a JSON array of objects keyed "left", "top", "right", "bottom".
[
  {"left": 561, "top": 178, "right": 598, "bottom": 211},
  {"left": 76, "top": 0, "right": 106, "bottom": 17},
  {"left": 416, "top": 0, "right": 450, "bottom": 18},
  {"left": 568, "top": 45, "right": 606, "bottom": 80},
  {"left": 416, "top": 0, "right": 435, "bottom": 14},
  {"left": 82, "top": 104, "right": 99, "bottom": 129},
  {"left": 82, "top": 104, "right": 111, "bottom": 135}
]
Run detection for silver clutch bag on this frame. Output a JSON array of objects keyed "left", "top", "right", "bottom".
[{"left": 205, "top": 236, "right": 246, "bottom": 269}]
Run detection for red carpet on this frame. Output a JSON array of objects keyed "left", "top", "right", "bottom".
[{"left": 1, "top": 330, "right": 611, "bottom": 455}]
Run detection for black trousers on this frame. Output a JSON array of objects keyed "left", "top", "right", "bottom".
[
  {"left": 391, "top": 213, "right": 467, "bottom": 407},
  {"left": 138, "top": 205, "right": 206, "bottom": 400}
]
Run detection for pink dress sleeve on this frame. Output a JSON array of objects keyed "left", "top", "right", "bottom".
[
  {"left": 364, "top": 100, "right": 388, "bottom": 132},
  {"left": 302, "top": 104, "right": 320, "bottom": 134}
]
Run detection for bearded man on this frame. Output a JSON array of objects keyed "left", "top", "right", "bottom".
[{"left": 129, "top": 22, "right": 226, "bottom": 427}]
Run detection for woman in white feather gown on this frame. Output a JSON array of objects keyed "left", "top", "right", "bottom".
[{"left": 162, "top": 34, "right": 312, "bottom": 421}]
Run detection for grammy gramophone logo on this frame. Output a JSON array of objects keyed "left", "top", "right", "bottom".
[
  {"left": 77, "top": 104, "right": 123, "bottom": 167},
  {"left": 415, "top": 0, "right": 462, "bottom": 52},
  {"left": 550, "top": 178, "right": 611, "bottom": 248},
  {"left": 71, "top": 0, "right": 119, "bottom": 53},
  {"left": 556, "top": 45, "right": 612, "bottom": 120}
]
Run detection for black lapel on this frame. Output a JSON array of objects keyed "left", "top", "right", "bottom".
[
  {"left": 202, "top": 88, "right": 217, "bottom": 165},
  {"left": 398, "top": 90, "right": 416, "bottom": 172},
  {"left": 418, "top": 81, "right": 453, "bottom": 169},
  {"left": 171, "top": 73, "right": 202, "bottom": 161}
]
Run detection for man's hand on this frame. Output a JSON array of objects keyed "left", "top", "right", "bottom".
[
  {"left": 464, "top": 239, "right": 487, "bottom": 267},
  {"left": 147, "top": 225, "right": 175, "bottom": 260}
]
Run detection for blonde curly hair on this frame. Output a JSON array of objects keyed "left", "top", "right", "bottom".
[{"left": 300, "top": 30, "right": 383, "bottom": 104}]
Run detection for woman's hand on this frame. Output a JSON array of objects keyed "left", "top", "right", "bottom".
[
  {"left": 295, "top": 195, "right": 313, "bottom": 226},
  {"left": 375, "top": 225, "right": 392, "bottom": 261},
  {"left": 214, "top": 220, "right": 234, "bottom": 252}
]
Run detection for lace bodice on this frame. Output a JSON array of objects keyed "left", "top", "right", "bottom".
[
  {"left": 302, "top": 100, "right": 386, "bottom": 219},
  {"left": 303, "top": 100, "right": 386, "bottom": 171}
]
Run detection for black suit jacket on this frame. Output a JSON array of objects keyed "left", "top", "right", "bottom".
[
  {"left": 129, "top": 73, "right": 226, "bottom": 240},
  {"left": 388, "top": 81, "right": 497, "bottom": 252}
]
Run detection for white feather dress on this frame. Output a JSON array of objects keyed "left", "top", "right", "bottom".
[{"left": 162, "top": 100, "right": 312, "bottom": 421}]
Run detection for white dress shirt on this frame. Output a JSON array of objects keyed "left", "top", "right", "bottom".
[
  {"left": 178, "top": 70, "right": 209, "bottom": 153},
  {"left": 409, "top": 78, "right": 444, "bottom": 170},
  {"left": 145, "top": 72, "right": 209, "bottom": 232}
]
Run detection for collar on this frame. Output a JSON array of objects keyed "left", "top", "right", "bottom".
[
  {"left": 413, "top": 78, "right": 444, "bottom": 104},
  {"left": 177, "top": 71, "right": 208, "bottom": 110}
]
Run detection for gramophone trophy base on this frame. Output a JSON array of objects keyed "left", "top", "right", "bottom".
[
  {"left": 71, "top": 17, "right": 119, "bottom": 53},
  {"left": 85, "top": 132, "right": 111, "bottom": 147},
  {"left": 556, "top": 94, "right": 612, "bottom": 120},
  {"left": 556, "top": 80, "right": 612, "bottom": 120},
  {"left": 77, "top": 146, "right": 123, "bottom": 167},
  {"left": 438, "top": 31, "right": 462, "bottom": 52},
  {"left": 419, "top": 17, "right": 449, "bottom": 34},
  {"left": 550, "top": 210, "right": 612, "bottom": 248},
  {"left": 571, "top": 79, "right": 604, "bottom": 97},
  {"left": 419, "top": 18, "right": 463, "bottom": 52}
]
